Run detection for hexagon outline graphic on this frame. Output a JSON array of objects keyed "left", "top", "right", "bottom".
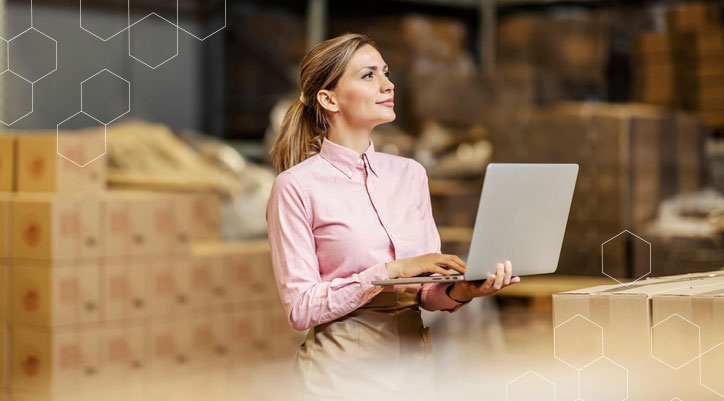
[
  {"left": 127, "top": 11, "right": 179, "bottom": 69},
  {"left": 0, "top": 71, "right": 33, "bottom": 126},
  {"left": 176, "top": 0, "right": 227, "bottom": 41},
  {"left": 699, "top": 339, "right": 724, "bottom": 398},
  {"left": 56, "top": 111, "right": 107, "bottom": 168},
  {"left": 8, "top": 27, "right": 58, "bottom": 83},
  {"left": 601, "top": 230, "right": 651, "bottom": 285},
  {"left": 554, "top": 313, "right": 605, "bottom": 371},
  {"left": 505, "top": 370, "right": 556, "bottom": 401},
  {"left": 0, "top": 38, "right": 8, "bottom": 73},
  {"left": 80, "top": 68, "right": 131, "bottom": 124},
  {"left": 650, "top": 313, "right": 701, "bottom": 370},
  {"left": 80, "top": 0, "right": 130, "bottom": 42},
  {"left": 579, "top": 355, "right": 630, "bottom": 401}
]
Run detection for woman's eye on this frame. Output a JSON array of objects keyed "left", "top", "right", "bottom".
[
  {"left": 363, "top": 72, "right": 373, "bottom": 79},
  {"left": 384, "top": 71, "right": 390, "bottom": 78}
]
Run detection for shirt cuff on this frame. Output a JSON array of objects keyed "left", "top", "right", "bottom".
[
  {"left": 356, "top": 261, "right": 389, "bottom": 305},
  {"left": 421, "top": 283, "right": 469, "bottom": 313}
]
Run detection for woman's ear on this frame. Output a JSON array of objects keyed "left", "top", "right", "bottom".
[{"left": 317, "top": 89, "right": 339, "bottom": 113}]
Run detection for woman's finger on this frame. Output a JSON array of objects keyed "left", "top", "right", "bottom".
[
  {"left": 431, "top": 265, "right": 453, "bottom": 276},
  {"left": 493, "top": 263, "right": 505, "bottom": 290},
  {"left": 442, "top": 255, "right": 466, "bottom": 274},
  {"left": 481, "top": 273, "right": 495, "bottom": 293},
  {"left": 511, "top": 276, "right": 521, "bottom": 283},
  {"left": 503, "top": 260, "right": 512, "bottom": 286}
]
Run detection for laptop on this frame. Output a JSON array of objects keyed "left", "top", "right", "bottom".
[{"left": 372, "top": 163, "right": 578, "bottom": 285}]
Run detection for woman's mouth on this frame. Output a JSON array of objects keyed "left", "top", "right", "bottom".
[{"left": 377, "top": 99, "right": 394, "bottom": 107}]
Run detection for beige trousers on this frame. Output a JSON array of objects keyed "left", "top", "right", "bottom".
[{"left": 292, "top": 292, "right": 436, "bottom": 401}]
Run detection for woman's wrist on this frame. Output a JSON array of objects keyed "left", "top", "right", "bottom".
[
  {"left": 446, "top": 283, "right": 471, "bottom": 303},
  {"left": 385, "top": 261, "right": 399, "bottom": 279}
]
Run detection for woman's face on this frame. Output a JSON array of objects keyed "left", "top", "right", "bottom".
[{"left": 325, "top": 44, "right": 395, "bottom": 129}]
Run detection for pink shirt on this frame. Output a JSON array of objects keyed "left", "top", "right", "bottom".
[{"left": 266, "top": 136, "right": 467, "bottom": 331}]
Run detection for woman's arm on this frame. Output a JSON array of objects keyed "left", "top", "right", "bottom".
[
  {"left": 266, "top": 172, "right": 388, "bottom": 331},
  {"left": 411, "top": 160, "right": 470, "bottom": 313}
]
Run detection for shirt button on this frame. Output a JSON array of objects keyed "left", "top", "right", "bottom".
[
  {"left": 390, "top": 233, "right": 396, "bottom": 239},
  {"left": 357, "top": 159, "right": 363, "bottom": 166}
]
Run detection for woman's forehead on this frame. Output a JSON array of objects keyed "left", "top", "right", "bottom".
[{"left": 347, "top": 45, "right": 386, "bottom": 72}]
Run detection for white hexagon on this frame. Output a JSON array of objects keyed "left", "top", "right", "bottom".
[
  {"left": 80, "top": 69, "right": 130, "bottom": 124},
  {"left": 8, "top": 27, "right": 57, "bottom": 83},
  {"left": 505, "top": 370, "right": 555, "bottom": 401},
  {"left": 651, "top": 313, "right": 701, "bottom": 370},
  {"left": 177, "top": 0, "right": 226, "bottom": 41},
  {"left": 0, "top": 39, "right": 8, "bottom": 73},
  {"left": 57, "top": 111, "right": 106, "bottom": 167},
  {"left": 601, "top": 230, "right": 651, "bottom": 285},
  {"left": 554, "top": 314, "right": 604, "bottom": 370},
  {"left": 0, "top": 70, "right": 33, "bottom": 125},
  {"left": 579, "top": 356, "right": 629, "bottom": 401},
  {"left": 128, "top": 13, "right": 178, "bottom": 69},
  {"left": 700, "top": 340, "right": 724, "bottom": 398},
  {"left": 79, "top": 0, "right": 130, "bottom": 41}
]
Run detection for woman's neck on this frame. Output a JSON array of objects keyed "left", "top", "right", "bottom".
[{"left": 326, "top": 128, "right": 371, "bottom": 156}]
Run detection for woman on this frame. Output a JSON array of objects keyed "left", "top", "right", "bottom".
[{"left": 266, "top": 33, "right": 520, "bottom": 401}]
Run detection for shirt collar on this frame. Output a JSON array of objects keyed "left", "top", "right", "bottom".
[{"left": 319, "top": 135, "right": 380, "bottom": 179}]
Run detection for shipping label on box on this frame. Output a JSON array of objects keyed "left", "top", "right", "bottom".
[
  {"left": 0, "top": 134, "right": 14, "bottom": 192},
  {"left": 11, "top": 194, "right": 102, "bottom": 261},
  {"left": 99, "top": 324, "right": 145, "bottom": 386},
  {"left": 11, "top": 325, "right": 102, "bottom": 393},
  {"left": 11, "top": 262, "right": 100, "bottom": 327},
  {"left": 102, "top": 261, "right": 148, "bottom": 322}
]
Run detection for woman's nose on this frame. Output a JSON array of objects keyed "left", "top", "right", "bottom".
[{"left": 382, "top": 77, "right": 394, "bottom": 92}]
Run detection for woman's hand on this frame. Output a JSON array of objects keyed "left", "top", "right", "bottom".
[
  {"left": 447, "top": 260, "right": 520, "bottom": 302},
  {"left": 385, "top": 253, "right": 466, "bottom": 279}
]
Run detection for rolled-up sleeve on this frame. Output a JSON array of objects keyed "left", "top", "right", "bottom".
[
  {"left": 412, "top": 163, "right": 469, "bottom": 313},
  {"left": 266, "top": 172, "right": 388, "bottom": 331}
]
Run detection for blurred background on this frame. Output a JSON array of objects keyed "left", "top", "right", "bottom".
[{"left": 1, "top": 0, "right": 724, "bottom": 400}]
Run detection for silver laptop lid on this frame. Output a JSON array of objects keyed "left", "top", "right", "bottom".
[{"left": 464, "top": 163, "right": 578, "bottom": 280}]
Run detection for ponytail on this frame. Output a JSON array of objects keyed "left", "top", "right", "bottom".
[{"left": 270, "top": 99, "right": 324, "bottom": 173}]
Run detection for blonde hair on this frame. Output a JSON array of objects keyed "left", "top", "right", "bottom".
[{"left": 269, "top": 33, "right": 377, "bottom": 173}]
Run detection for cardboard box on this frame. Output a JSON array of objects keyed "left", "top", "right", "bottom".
[
  {"left": 0, "top": 134, "right": 14, "bottom": 192},
  {"left": 553, "top": 270, "right": 724, "bottom": 399},
  {"left": 190, "top": 240, "right": 276, "bottom": 306},
  {"left": 11, "top": 324, "right": 103, "bottom": 393},
  {"left": 100, "top": 192, "right": 153, "bottom": 259},
  {"left": 146, "top": 259, "right": 192, "bottom": 317},
  {"left": 10, "top": 193, "right": 102, "bottom": 261},
  {"left": 15, "top": 131, "right": 105, "bottom": 193},
  {"left": 186, "top": 255, "right": 226, "bottom": 311},
  {"left": 102, "top": 191, "right": 191, "bottom": 259},
  {"left": 228, "top": 305, "right": 269, "bottom": 360},
  {"left": 188, "top": 192, "right": 221, "bottom": 241},
  {"left": 10, "top": 261, "right": 100, "bottom": 327},
  {"left": 101, "top": 260, "right": 148, "bottom": 322},
  {"left": 0, "top": 264, "right": 5, "bottom": 320},
  {"left": 99, "top": 323, "right": 145, "bottom": 386},
  {"left": 0, "top": 194, "right": 8, "bottom": 261},
  {"left": 184, "top": 314, "right": 229, "bottom": 366},
  {"left": 0, "top": 323, "right": 6, "bottom": 390},
  {"left": 146, "top": 318, "right": 193, "bottom": 377}
]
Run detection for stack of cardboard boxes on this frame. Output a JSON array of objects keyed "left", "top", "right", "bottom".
[
  {"left": 0, "top": 130, "right": 302, "bottom": 400},
  {"left": 486, "top": 103, "right": 705, "bottom": 277},
  {"left": 634, "top": 2, "right": 724, "bottom": 130}
]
